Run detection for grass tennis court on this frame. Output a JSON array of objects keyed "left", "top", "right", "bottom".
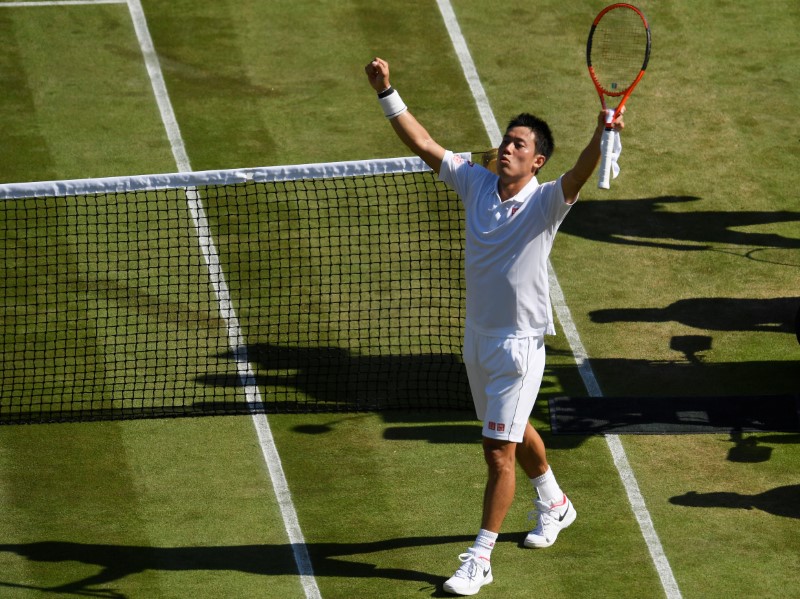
[{"left": 0, "top": 0, "right": 798, "bottom": 597}]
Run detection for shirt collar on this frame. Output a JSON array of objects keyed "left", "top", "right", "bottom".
[{"left": 496, "top": 175, "right": 540, "bottom": 204}]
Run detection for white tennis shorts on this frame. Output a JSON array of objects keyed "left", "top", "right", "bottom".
[{"left": 462, "top": 327, "right": 546, "bottom": 443}]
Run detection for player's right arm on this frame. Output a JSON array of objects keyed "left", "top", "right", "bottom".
[
  {"left": 365, "top": 58, "right": 446, "bottom": 174},
  {"left": 561, "top": 109, "right": 624, "bottom": 204}
]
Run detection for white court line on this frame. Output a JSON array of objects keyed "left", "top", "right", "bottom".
[
  {"left": 548, "top": 278, "right": 683, "bottom": 599},
  {"left": 126, "top": 0, "right": 190, "bottom": 172},
  {"left": 435, "top": 2, "right": 682, "bottom": 598},
  {"left": 0, "top": 1, "right": 124, "bottom": 6},
  {"left": 125, "top": 1, "right": 321, "bottom": 597}
]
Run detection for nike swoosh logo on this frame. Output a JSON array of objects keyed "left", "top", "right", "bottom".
[{"left": 558, "top": 505, "right": 570, "bottom": 522}]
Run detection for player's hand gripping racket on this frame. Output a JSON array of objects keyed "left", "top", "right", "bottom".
[{"left": 587, "top": 3, "right": 651, "bottom": 189}]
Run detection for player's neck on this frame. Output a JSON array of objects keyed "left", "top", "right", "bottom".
[{"left": 497, "top": 173, "right": 536, "bottom": 202}]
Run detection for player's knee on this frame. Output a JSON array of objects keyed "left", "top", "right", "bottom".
[{"left": 482, "top": 438, "right": 515, "bottom": 473}]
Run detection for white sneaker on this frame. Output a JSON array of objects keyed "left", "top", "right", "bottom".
[
  {"left": 442, "top": 548, "right": 493, "bottom": 596},
  {"left": 524, "top": 494, "right": 576, "bottom": 548}
]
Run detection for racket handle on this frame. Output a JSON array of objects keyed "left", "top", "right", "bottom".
[{"left": 597, "top": 127, "right": 615, "bottom": 189}]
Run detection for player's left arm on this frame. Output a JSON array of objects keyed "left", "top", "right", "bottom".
[{"left": 561, "top": 109, "right": 624, "bottom": 204}]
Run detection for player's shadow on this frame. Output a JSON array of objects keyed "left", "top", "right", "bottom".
[
  {"left": 560, "top": 195, "right": 800, "bottom": 251},
  {"left": 590, "top": 296, "right": 800, "bottom": 335},
  {"left": 196, "top": 343, "right": 473, "bottom": 412},
  {"left": 0, "top": 533, "right": 512, "bottom": 597},
  {"left": 669, "top": 484, "right": 800, "bottom": 519}
]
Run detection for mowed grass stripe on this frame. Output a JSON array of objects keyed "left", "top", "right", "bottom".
[
  {"left": 128, "top": 3, "right": 321, "bottom": 596},
  {"left": 0, "top": 3, "right": 175, "bottom": 182},
  {"left": 0, "top": 0, "right": 796, "bottom": 597},
  {"left": 0, "top": 3, "right": 308, "bottom": 597}
]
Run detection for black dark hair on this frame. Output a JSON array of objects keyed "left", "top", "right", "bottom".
[{"left": 505, "top": 113, "right": 555, "bottom": 164}]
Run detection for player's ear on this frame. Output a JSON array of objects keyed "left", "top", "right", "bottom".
[{"left": 531, "top": 153, "right": 547, "bottom": 173}]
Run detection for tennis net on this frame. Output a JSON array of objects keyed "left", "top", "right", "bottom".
[{"left": 0, "top": 156, "right": 473, "bottom": 424}]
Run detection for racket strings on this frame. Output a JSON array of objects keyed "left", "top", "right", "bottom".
[{"left": 590, "top": 11, "right": 649, "bottom": 94}]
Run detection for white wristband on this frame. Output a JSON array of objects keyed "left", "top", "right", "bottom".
[{"left": 377, "top": 87, "right": 407, "bottom": 119}]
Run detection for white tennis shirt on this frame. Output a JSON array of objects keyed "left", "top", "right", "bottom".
[{"left": 438, "top": 151, "right": 573, "bottom": 338}]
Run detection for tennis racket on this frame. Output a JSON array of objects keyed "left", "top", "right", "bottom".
[{"left": 587, "top": 3, "right": 651, "bottom": 189}]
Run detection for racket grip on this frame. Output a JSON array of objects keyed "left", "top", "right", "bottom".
[{"left": 597, "top": 128, "right": 615, "bottom": 189}]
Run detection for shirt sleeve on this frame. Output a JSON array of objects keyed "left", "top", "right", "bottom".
[
  {"left": 540, "top": 175, "right": 573, "bottom": 231},
  {"left": 438, "top": 151, "right": 487, "bottom": 208}
]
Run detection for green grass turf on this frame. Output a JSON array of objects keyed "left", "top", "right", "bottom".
[
  {"left": 0, "top": 0, "right": 798, "bottom": 597},
  {"left": 624, "top": 432, "right": 800, "bottom": 598},
  {"left": 0, "top": 4, "right": 175, "bottom": 182},
  {"left": 0, "top": 417, "right": 302, "bottom": 597},
  {"left": 270, "top": 409, "right": 668, "bottom": 599},
  {"left": 140, "top": 0, "right": 488, "bottom": 170}
]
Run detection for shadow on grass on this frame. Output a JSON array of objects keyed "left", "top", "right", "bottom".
[
  {"left": 197, "top": 343, "right": 473, "bottom": 413},
  {"left": 559, "top": 195, "right": 800, "bottom": 252},
  {"left": 590, "top": 297, "right": 800, "bottom": 335},
  {"left": 197, "top": 339, "right": 799, "bottom": 411},
  {"left": 0, "top": 533, "right": 525, "bottom": 597},
  {"left": 669, "top": 484, "right": 800, "bottom": 519}
]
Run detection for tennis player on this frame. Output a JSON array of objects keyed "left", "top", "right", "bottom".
[{"left": 365, "top": 57, "right": 624, "bottom": 596}]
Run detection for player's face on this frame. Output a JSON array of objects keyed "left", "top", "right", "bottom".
[{"left": 497, "top": 127, "right": 545, "bottom": 179}]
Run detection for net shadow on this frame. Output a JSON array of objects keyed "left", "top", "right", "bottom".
[{"left": 197, "top": 342, "right": 472, "bottom": 413}]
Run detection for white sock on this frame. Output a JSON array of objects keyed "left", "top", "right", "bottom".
[
  {"left": 531, "top": 466, "right": 564, "bottom": 506},
  {"left": 471, "top": 529, "right": 498, "bottom": 561}
]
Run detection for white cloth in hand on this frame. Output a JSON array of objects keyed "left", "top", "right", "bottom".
[{"left": 610, "top": 131, "right": 622, "bottom": 179}]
